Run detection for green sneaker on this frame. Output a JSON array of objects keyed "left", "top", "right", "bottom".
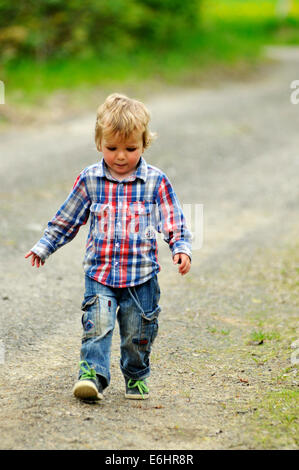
[
  {"left": 125, "top": 378, "right": 149, "bottom": 400},
  {"left": 73, "top": 361, "right": 104, "bottom": 401}
]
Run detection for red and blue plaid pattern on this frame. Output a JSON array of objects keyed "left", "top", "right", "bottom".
[{"left": 31, "top": 157, "right": 192, "bottom": 287}]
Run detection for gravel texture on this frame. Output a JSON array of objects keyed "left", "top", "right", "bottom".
[{"left": 0, "top": 48, "right": 298, "bottom": 449}]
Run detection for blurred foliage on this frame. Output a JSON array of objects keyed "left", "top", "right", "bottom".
[
  {"left": 1, "top": 1, "right": 299, "bottom": 107},
  {"left": 0, "top": 0, "right": 201, "bottom": 62}
]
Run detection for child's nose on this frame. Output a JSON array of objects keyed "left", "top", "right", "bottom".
[{"left": 117, "top": 150, "right": 126, "bottom": 160}]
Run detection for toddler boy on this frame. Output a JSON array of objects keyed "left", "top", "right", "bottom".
[{"left": 25, "top": 93, "right": 192, "bottom": 400}]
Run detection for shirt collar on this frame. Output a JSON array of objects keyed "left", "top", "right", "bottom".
[{"left": 99, "top": 157, "right": 148, "bottom": 183}]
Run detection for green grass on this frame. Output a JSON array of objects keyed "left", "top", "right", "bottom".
[
  {"left": 249, "top": 329, "right": 282, "bottom": 344},
  {"left": 242, "top": 237, "right": 299, "bottom": 448},
  {"left": 250, "top": 330, "right": 267, "bottom": 344},
  {"left": 206, "top": 325, "right": 231, "bottom": 336},
  {"left": 2, "top": 1, "right": 299, "bottom": 108},
  {"left": 250, "top": 389, "right": 299, "bottom": 448}
]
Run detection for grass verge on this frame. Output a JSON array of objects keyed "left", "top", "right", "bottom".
[{"left": 237, "top": 237, "right": 298, "bottom": 449}]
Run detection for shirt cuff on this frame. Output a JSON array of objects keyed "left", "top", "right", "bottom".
[
  {"left": 171, "top": 242, "right": 192, "bottom": 262},
  {"left": 31, "top": 238, "right": 55, "bottom": 261}
]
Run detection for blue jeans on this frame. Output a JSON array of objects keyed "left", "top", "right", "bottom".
[{"left": 79, "top": 274, "right": 161, "bottom": 389}]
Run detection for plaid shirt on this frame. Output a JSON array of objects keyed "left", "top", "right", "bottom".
[{"left": 31, "top": 157, "right": 192, "bottom": 287}]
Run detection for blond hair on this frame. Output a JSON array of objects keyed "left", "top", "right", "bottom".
[{"left": 95, "top": 93, "right": 156, "bottom": 151}]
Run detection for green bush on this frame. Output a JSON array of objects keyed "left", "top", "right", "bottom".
[{"left": 0, "top": 0, "right": 201, "bottom": 62}]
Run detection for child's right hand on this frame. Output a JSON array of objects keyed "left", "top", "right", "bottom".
[{"left": 25, "top": 251, "right": 45, "bottom": 268}]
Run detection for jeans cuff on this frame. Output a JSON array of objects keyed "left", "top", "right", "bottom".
[{"left": 121, "top": 365, "right": 150, "bottom": 381}]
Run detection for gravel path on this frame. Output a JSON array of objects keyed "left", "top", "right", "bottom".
[{"left": 0, "top": 48, "right": 298, "bottom": 450}]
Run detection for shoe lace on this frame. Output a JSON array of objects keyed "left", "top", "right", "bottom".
[
  {"left": 79, "top": 360, "right": 97, "bottom": 380},
  {"left": 128, "top": 379, "right": 149, "bottom": 399}
]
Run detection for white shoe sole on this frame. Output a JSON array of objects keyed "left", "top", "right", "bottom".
[
  {"left": 125, "top": 392, "right": 149, "bottom": 400},
  {"left": 73, "top": 380, "right": 103, "bottom": 400}
]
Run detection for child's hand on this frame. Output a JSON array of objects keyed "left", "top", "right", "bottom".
[
  {"left": 173, "top": 253, "right": 191, "bottom": 276},
  {"left": 25, "top": 251, "right": 45, "bottom": 268}
]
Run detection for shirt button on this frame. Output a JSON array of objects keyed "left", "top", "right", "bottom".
[
  {"left": 116, "top": 242, "right": 120, "bottom": 247},
  {"left": 115, "top": 261, "right": 118, "bottom": 266}
]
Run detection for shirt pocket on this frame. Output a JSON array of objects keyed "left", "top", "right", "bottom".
[
  {"left": 90, "top": 202, "right": 113, "bottom": 240},
  {"left": 128, "top": 201, "right": 156, "bottom": 240}
]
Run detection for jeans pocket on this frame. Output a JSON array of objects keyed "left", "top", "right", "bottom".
[
  {"left": 132, "top": 315, "right": 159, "bottom": 350},
  {"left": 129, "top": 276, "right": 161, "bottom": 349},
  {"left": 81, "top": 294, "right": 116, "bottom": 342},
  {"left": 81, "top": 295, "right": 99, "bottom": 341}
]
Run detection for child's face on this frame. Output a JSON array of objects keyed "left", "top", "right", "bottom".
[{"left": 99, "top": 130, "right": 144, "bottom": 180}]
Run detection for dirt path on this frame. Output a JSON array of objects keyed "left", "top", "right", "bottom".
[{"left": 0, "top": 48, "right": 298, "bottom": 450}]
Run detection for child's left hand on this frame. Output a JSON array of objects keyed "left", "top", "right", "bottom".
[{"left": 173, "top": 253, "right": 191, "bottom": 275}]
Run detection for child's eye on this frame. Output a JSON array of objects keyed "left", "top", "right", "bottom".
[
  {"left": 127, "top": 147, "right": 137, "bottom": 152},
  {"left": 107, "top": 147, "right": 116, "bottom": 151}
]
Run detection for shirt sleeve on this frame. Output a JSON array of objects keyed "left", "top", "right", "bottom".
[
  {"left": 155, "top": 173, "right": 192, "bottom": 261},
  {"left": 30, "top": 172, "right": 91, "bottom": 260}
]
